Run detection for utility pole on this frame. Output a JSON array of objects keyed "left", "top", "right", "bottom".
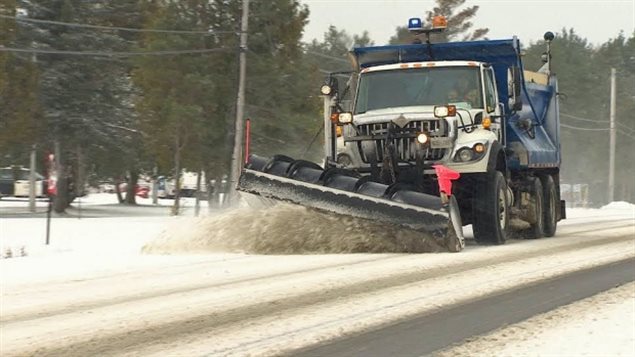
[
  {"left": 608, "top": 68, "right": 616, "bottom": 203},
  {"left": 29, "top": 145, "right": 37, "bottom": 212},
  {"left": 228, "top": 0, "right": 249, "bottom": 206},
  {"left": 28, "top": 46, "right": 38, "bottom": 213}
]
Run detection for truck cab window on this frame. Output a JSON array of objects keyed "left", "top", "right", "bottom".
[
  {"left": 484, "top": 68, "right": 497, "bottom": 113},
  {"left": 354, "top": 66, "right": 482, "bottom": 113}
]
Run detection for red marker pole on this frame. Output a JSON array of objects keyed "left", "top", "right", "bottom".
[
  {"left": 45, "top": 153, "right": 56, "bottom": 245},
  {"left": 244, "top": 118, "right": 251, "bottom": 165}
]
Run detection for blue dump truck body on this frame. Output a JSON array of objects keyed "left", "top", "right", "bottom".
[{"left": 510, "top": 76, "right": 560, "bottom": 169}]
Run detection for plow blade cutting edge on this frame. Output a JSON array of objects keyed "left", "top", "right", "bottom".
[{"left": 236, "top": 155, "right": 465, "bottom": 252}]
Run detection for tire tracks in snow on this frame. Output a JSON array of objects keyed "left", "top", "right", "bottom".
[
  {"left": 1, "top": 254, "right": 404, "bottom": 324},
  {"left": 3, "top": 219, "right": 631, "bottom": 325},
  {"left": 5, "top": 225, "right": 633, "bottom": 357}
]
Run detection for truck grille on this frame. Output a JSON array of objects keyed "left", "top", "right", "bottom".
[{"left": 356, "top": 120, "right": 448, "bottom": 163}]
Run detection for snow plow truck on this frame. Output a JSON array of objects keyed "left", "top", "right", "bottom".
[{"left": 237, "top": 16, "right": 566, "bottom": 252}]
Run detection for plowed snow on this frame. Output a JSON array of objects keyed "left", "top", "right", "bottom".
[{"left": 142, "top": 204, "right": 446, "bottom": 254}]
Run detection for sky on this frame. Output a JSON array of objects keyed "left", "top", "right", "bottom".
[{"left": 300, "top": 0, "right": 635, "bottom": 46}]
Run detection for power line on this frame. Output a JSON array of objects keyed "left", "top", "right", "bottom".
[
  {"left": 561, "top": 112, "right": 635, "bottom": 134},
  {"left": 617, "top": 129, "right": 635, "bottom": 140},
  {"left": 616, "top": 122, "right": 635, "bottom": 134},
  {"left": 0, "top": 14, "right": 237, "bottom": 35},
  {"left": 305, "top": 50, "right": 350, "bottom": 64},
  {"left": 0, "top": 46, "right": 232, "bottom": 57},
  {"left": 318, "top": 68, "right": 351, "bottom": 77},
  {"left": 560, "top": 123, "right": 609, "bottom": 131},
  {"left": 560, "top": 113, "right": 606, "bottom": 124},
  {"left": 561, "top": 123, "right": 634, "bottom": 140}
]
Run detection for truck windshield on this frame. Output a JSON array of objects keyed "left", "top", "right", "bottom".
[{"left": 355, "top": 66, "right": 483, "bottom": 114}]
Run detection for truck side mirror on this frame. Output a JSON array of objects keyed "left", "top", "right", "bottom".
[{"left": 508, "top": 66, "right": 523, "bottom": 111}]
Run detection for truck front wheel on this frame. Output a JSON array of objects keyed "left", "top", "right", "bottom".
[{"left": 472, "top": 171, "right": 509, "bottom": 245}]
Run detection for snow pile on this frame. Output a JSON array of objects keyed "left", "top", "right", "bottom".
[
  {"left": 142, "top": 204, "right": 447, "bottom": 254},
  {"left": 567, "top": 205, "right": 635, "bottom": 223},
  {"left": 601, "top": 201, "right": 635, "bottom": 211}
]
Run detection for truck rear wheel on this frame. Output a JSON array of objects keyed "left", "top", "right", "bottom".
[
  {"left": 526, "top": 177, "right": 545, "bottom": 239},
  {"left": 541, "top": 175, "right": 558, "bottom": 237},
  {"left": 472, "top": 171, "right": 509, "bottom": 245}
]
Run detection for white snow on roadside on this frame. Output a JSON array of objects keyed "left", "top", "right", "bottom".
[
  {"left": 2, "top": 198, "right": 632, "bottom": 257},
  {"left": 602, "top": 201, "right": 635, "bottom": 210},
  {"left": 0, "top": 192, "right": 207, "bottom": 210},
  {"left": 440, "top": 282, "right": 635, "bottom": 357},
  {"left": 0, "top": 195, "right": 635, "bottom": 356}
]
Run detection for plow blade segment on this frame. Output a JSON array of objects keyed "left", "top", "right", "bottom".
[{"left": 237, "top": 168, "right": 464, "bottom": 251}]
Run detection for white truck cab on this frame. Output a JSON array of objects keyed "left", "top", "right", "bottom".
[{"left": 335, "top": 60, "right": 503, "bottom": 175}]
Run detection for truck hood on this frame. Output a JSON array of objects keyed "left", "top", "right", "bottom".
[
  {"left": 353, "top": 106, "right": 483, "bottom": 127},
  {"left": 353, "top": 106, "right": 438, "bottom": 124}
]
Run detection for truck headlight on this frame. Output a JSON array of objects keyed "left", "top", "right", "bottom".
[
  {"left": 434, "top": 105, "right": 457, "bottom": 118},
  {"left": 453, "top": 143, "right": 487, "bottom": 162},
  {"left": 416, "top": 132, "right": 429, "bottom": 144},
  {"left": 338, "top": 112, "right": 353, "bottom": 124},
  {"left": 456, "top": 148, "right": 473, "bottom": 162},
  {"left": 336, "top": 153, "right": 353, "bottom": 167}
]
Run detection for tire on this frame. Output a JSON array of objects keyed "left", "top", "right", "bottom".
[
  {"left": 472, "top": 171, "right": 509, "bottom": 245},
  {"left": 526, "top": 177, "right": 544, "bottom": 239},
  {"left": 540, "top": 175, "right": 558, "bottom": 237}
]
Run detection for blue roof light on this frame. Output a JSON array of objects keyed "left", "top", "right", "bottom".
[{"left": 408, "top": 18, "right": 423, "bottom": 31}]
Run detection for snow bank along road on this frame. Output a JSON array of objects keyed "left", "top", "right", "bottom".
[{"left": 1, "top": 209, "right": 634, "bottom": 356}]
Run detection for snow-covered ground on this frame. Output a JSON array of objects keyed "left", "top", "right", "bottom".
[
  {"left": 0, "top": 197, "right": 634, "bottom": 355},
  {"left": 0, "top": 191, "right": 210, "bottom": 209}
]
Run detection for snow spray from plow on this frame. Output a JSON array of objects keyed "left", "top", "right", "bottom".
[
  {"left": 237, "top": 155, "right": 465, "bottom": 252},
  {"left": 142, "top": 204, "right": 452, "bottom": 254}
]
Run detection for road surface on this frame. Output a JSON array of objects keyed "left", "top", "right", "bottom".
[
  {"left": 1, "top": 206, "right": 633, "bottom": 356},
  {"left": 298, "top": 258, "right": 635, "bottom": 356}
]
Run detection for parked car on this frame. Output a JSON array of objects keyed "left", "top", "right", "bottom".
[
  {"left": 0, "top": 167, "right": 47, "bottom": 198},
  {"left": 135, "top": 185, "right": 149, "bottom": 198},
  {"left": 157, "top": 176, "right": 175, "bottom": 199},
  {"left": 98, "top": 181, "right": 116, "bottom": 193},
  {"left": 14, "top": 169, "right": 46, "bottom": 197},
  {"left": 118, "top": 182, "right": 150, "bottom": 198},
  {"left": 0, "top": 167, "right": 14, "bottom": 197},
  {"left": 157, "top": 172, "right": 206, "bottom": 199}
]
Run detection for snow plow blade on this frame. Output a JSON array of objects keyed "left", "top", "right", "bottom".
[{"left": 237, "top": 155, "right": 464, "bottom": 252}]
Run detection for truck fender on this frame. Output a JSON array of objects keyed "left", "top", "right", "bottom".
[{"left": 486, "top": 141, "right": 506, "bottom": 173}]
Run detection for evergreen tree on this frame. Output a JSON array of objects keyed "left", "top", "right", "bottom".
[
  {"left": 133, "top": 0, "right": 231, "bottom": 212},
  {"left": 243, "top": 0, "right": 322, "bottom": 160},
  {"left": 0, "top": 0, "right": 42, "bottom": 163},
  {"left": 4, "top": 0, "right": 144, "bottom": 210}
]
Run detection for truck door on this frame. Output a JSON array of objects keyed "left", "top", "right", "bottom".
[{"left": 483, "top": 67, "right": 503, "bottom": 143}]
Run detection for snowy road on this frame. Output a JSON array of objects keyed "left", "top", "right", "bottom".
[
  {"left": 1, "top": 202, "right": 634, "bottom": 356},
  {"left": 300, "top": 259, "right": 635, "bottom": 356}
]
